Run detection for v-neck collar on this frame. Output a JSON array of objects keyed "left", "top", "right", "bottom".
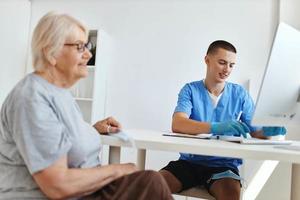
[{"left": 200, "top": 80, "right": 229, "bottom": 110}]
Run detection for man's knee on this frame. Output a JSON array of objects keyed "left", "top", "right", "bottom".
[{"left": 209, "top": 178, "right": 241, "bottom": 200}]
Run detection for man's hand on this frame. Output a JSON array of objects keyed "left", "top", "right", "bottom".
[
  {"left": 262, "top": 126, "right": 286, "bottom": 136},
  {"left": 211, "top": 121, "right": 250, "bottom": 138},
  {"left": 93, "top": 117, "right": 122, "bottom": 134}
]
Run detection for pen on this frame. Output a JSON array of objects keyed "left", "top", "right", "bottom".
[
  {"left": 236, "top": 111, "right": 251, "bottom": 138},
  {"left": 236, "top": 111, "right": 242, "bottom": 121}
]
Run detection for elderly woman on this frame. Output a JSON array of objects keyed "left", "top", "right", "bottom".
[{"left": 0, "top": 12, "right": 172, "bottom": 200}]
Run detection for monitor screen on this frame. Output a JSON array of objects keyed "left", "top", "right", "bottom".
[{"left": 252, "top": 22, "right": 300, "bottom": 126}]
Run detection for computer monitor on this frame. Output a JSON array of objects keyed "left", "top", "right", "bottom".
[{"left": 252, "top": 22, "right": 300, "bottom": 126}]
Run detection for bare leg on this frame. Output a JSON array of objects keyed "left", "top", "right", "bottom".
[
  {"left": 209, "top": 178, "right": 240, "bottom": 200},
  {"left": 159, "top": 169, "right": 182, "bottom": 193}
]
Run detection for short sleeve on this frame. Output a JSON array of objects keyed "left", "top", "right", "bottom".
[
  {"left": 240, "top": 91, "right": 260, "bottom": 132},
  {"left": 174, "top": 84, "right": 193, "bottom": 116},
  {"left": 11, "top": 99, "right": 72, "bottom": 174}
]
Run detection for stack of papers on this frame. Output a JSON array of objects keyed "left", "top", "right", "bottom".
[
  {"left": 163, "top": 132, "right": 293, "bottom": 145},
  {"left": 215, "top": 135, "right": 293, "bottom": 145},
  {"left": 162, "top": 132, "right": 212, "bottom": 139}
]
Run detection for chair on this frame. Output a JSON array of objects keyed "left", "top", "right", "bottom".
[{"left": 177, "top": 186, "right": 215, "bottom": 200}]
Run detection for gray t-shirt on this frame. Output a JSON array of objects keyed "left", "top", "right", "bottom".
[{"left": 0, "top": 73, "right": 102, "bottom": 199}]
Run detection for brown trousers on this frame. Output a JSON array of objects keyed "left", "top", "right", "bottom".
[{"left": 84, "top": 170, "right": 173, "bottom": 200}]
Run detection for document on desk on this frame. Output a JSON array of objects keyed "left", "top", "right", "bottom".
[
  {"left": 162, "top": 132, "right": 212, "bottom": 139},
  {"left": 163, "top": 132, "right": 292, "bottom": 145},
  {"left": 212, "top": 135, "right": 293, "bottom": 145}
]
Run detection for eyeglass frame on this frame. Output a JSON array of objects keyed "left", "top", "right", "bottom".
[{"left": 64, "top": 41, "right": 93, "bottom": 53}]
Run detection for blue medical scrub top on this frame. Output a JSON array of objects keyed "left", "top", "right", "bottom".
[{"left": 174, "top": 80, "right": 258, "bottom": 169}]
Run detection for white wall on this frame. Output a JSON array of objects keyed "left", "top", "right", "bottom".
[
  {"left": 29, "top": 0, "right": 277, "bottom": 129},
  {"left": 0, "top": 0, "right": 31, "bottom": 106},
  {"left": 280, "top": 0, "right": 300, "bottom": 30},
  {"left": 28, "top": 0, "right": 286, "bottom": 199}
]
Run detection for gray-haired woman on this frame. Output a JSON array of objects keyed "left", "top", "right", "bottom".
[{"left": 0, "top": 12, "right": 172, "bottom": 200}]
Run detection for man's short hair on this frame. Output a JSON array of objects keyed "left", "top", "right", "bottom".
[{"left": 206, "top": 40, "right": 237, "bottom": 55}]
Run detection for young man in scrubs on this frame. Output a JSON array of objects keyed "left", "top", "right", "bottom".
[{"left": 160, "top": 40, "right": 286, "bottom": 200}]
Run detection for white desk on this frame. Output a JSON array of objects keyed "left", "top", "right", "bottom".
[{"left": 100, "top": 129, "right": 300, "bottom": 200}]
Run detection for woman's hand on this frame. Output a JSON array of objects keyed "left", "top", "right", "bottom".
[{"left": 93, "top": 117, "right": 122, "bottom": 134}]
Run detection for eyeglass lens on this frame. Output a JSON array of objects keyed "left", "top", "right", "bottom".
[{"left": 77, "top": 42, "right": 92, "bottom": 52}]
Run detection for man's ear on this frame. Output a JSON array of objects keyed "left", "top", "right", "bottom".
[
  {"left": 43, "top": 48, "right": 56, "bottom": 66},
  {"left": 205, "top": 55, "right": 209, "bottom": 66}
]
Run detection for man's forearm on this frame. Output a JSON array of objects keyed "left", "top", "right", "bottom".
[{"left": 172, "top": 117, "right": 211, "bottom": 135}]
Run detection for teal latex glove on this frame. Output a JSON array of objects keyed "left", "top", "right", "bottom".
[
  {"left": 211, "top": 121, "right": 250, "bottom": 138},
  {"left": 262, "top": 126, "right": 287, "bottom": 136}
]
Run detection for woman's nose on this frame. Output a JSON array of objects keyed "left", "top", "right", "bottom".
[{"left": 83, "top": 48, "right": 92, "bottom": 60}]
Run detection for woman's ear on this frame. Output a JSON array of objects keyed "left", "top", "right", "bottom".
[{"left": 43, "top": 47, "right": 56, "bottom": 66}]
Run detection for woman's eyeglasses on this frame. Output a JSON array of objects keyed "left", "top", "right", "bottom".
[{"left": 64, "top": 41, "right": 93, "bottom": 53}]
